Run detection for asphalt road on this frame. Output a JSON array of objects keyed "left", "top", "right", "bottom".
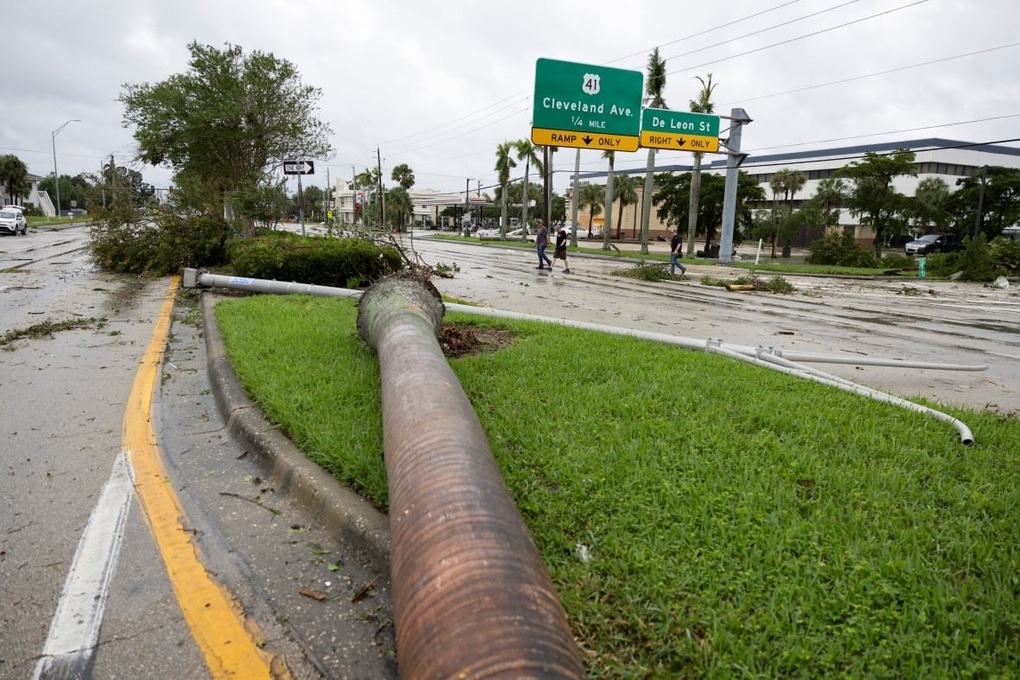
[
  {"left": 1, "top": 226, "right": 395, "bottom": 680},
  {"left": 2, "top": 224, "right": 1017, "bottom": 678}
]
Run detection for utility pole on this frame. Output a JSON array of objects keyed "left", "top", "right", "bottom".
[
  {"left": 298, "top": 173, "right": 306, "bottom": 237},
  {"left": 974, "top": 165, "right": 988, "bottom": 239},
  {"left": 352, "top": 165, "right": 357, "bottom": 225},
  {"left": 717, "top": 108, "right": 752, "bottom": 265},
  {"left": 377, "top": 147, "right": 385, "bottom": 229},
  {"left": 570, "top": 149, "right": 580, "bottom": 246}
]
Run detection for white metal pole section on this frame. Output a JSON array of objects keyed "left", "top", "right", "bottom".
[
  {"left": 51, "top": 119, "right": 80, "bottom": 219},
  {"left": 717, "top": 108, "right": 751, "bottom": 265},
  {"left": 571, "top": 149, "right": 580, "bottom": 247},
  {"left": 298, "top": 174, "right": 306, "bottom": 237}
]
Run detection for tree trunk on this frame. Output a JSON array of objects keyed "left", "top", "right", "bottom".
[{"left": 686, "top": 153, "right": 703, "bottom": 258}]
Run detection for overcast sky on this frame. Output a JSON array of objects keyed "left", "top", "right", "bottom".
[{"left": 4, "top": 0, "right": 1018, "bottom": 199}]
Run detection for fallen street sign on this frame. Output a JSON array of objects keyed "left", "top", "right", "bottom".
[
  {"left": 531, "top": 58, "right": 643, "bottom": 152},
  {"left": 283, "top": 160, "right": 315, "bottom": 175},
  {"left": 640, "top": 109, "right": 721, "bottom": 153}
]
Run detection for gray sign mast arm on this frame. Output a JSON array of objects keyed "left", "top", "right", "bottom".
[{"left": 717, "top": 108, "right": 752, "bottom": 265}]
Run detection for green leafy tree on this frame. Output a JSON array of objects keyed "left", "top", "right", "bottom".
[
  {"left": 910, "top": 177, "right": 952, "bottom": 233},
  {"left": 580, "top": 183, "right": 603, "bottom": 236},
  {"left": 354, "top": 168, "right": 380, "bottom": 224},
  {"left": 386, "top": 186, "right": 412, "bottom": 230},
  {"left": 0, "top": 155, "right": 30, "bottom": 204},
  {"left": 234, "top": 179, "right": 289, "bottom": 229},
  {"left": 120, "top": 41, "right": 334, "bottom": 235},
  {"left": 613, "top": 174, "right": 639, "bottom": 238},
  {"left": 39, "top": 175, "right": 77, "bottom": 212},
  {"left": 814, "top": 176, "right": 847, "bottom": 227},
  {"left": 838, "top": 150, "right": 917, "bottom": 255},
  {"left": 494, "top": 141, "right": 517, "bottom": 237},
  {"left": 948, "top": 166, "right": 1020, "bottom": 240},
  {"left": 686, "top": 73, "right": 717, "bottom": 256},
  {"left": 639, "top": 47, "right": 667, "bottom": 254},
  {"left": 655, "top": 171, "right": 763, "bottom": 248},
  {"left": 391, "top": 164, "right": 415, "bottom": 191}
]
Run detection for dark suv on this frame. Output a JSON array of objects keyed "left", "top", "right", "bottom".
[{"left": 904, "top": 233, "right": 963, "bottom": 256}]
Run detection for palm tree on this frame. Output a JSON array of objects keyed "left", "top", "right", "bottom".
[
  {"left": 601, "top": 150, "right": 615, "bottom": 250},
  {"left": 494, "top": 141, "right": 517, "bottom": 237},
  {"left": 639, "top": 48, "right": 667, "bottom": 254},
  {"left": 613, "top": 174, "right": 639, "bottom": 238},
  {"left": 814, "top": 177, "right": 846, "bottom": 227},
  {"left": 514, "top": 139, "right": 542, "bottom": 241},
  {"left": 686, "top": 73, "right": 717, "bottom": 257},
  {"left": 768, "top": 169, "right": 792, "bottom": 257},
  {"left": 580, "top": 183, "right": 603, "bottom": 236},
  {"left": 391, "top": 164, "right": 415, "bottom": 191}
]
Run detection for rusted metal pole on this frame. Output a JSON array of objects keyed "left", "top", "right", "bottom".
[{"left": 357, "top": 275, "right": 583, "bottom": 679}]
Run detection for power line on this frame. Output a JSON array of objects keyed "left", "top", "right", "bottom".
[
  {"left": 662, "top": 0, "right": 862, "bottom": 65},
  {"left": 719, "top": 42, "right": 1020, "bottom": 108},
  {"left": 669, "top": 0, "right": 930, "bottom": 75}
]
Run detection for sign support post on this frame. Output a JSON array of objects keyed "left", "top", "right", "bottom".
[{"left": 717, "top": 108, "right": 752, "bottom": 265}]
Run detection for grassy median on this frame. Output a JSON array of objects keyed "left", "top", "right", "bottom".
[{"left": 214, "top": 293, "right": 1019, "bottom": 678}]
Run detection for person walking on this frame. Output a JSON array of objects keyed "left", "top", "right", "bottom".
[
  {"left": 535, "top": 219, "right": 552, "bottom": 270},
  {"left": 549, "top": 224, "right": 571, "bottom": 274},
  {"left": 669, "top": 229, "right": 686, "bottom": 276}
]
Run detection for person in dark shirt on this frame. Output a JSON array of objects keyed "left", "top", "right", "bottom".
[
  {"left": 535, "top": 219, "right": 552, "bottom": 270},
  {"left": 669, "top": 229, "right": 687, "bottom": 276},
  {"left": 549, "top": 225, "right": 571, "bottom": 274}
]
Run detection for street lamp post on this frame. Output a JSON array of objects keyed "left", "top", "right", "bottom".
[{"left": 51, "top": 119, "right": 81, "bottom": 219}]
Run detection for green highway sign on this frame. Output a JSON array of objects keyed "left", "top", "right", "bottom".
[
  {"left": 640, "top": 108, "right": 721, "bottom": 153},
  {"left": 532, "top": 58, "right": 643, "bottom": 152}
]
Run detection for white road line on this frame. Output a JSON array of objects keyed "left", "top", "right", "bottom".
[{"left": 32, "top": 451, "right": 134, "bottom": 679}]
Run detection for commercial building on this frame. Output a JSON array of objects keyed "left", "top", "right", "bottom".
[{"left": 565, "top": 138, "right": 1020, "bottom": 244}]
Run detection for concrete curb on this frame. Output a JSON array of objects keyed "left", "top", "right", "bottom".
[{"left": 200, "top": 292, "right": 391, "bottom": 572}]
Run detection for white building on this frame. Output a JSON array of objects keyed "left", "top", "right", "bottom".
[
  {"left": 331, "top": 180, "right": 491, "bottom": 229},
  {"left": 569, "top": 138, "right": 1020, "bottom": 244}
]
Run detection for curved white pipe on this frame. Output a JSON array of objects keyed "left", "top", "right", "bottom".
[
  {"left": 708, "top": 344, "right": 975, "bottom": 446},
  {"left": 181, "top": 269, "right": 981, "bottom": 445}
]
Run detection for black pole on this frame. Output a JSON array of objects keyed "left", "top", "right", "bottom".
[{"left": 973, "top": 165, "right": 987, "bottom": 240}]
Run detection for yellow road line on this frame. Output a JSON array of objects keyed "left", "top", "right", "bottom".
[{"left": 125, "top": 276, "right": 278, "bottom": 679}]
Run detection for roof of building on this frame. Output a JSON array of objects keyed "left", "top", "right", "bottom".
[{"left": 574, "top": 138, "right": 1020, "bottom": 182}]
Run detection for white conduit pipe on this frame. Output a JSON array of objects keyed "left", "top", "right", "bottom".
[
  {"left": 444, "top": 303, "right": 987, "bottom": 372},
  {"left": 707, "top": 344, "right": 975, "bottom": 446},
  {"left": 180, "top": 270, "right": 981, "bottom": 444}
]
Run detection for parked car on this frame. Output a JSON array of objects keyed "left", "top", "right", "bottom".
[
  {"left": 904, "top": 233, "right": 963, "bottom": 256},
  {"left": 0, "top": 208, "right": 28, "bottom": 235}
]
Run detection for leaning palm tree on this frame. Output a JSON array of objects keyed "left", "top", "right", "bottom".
[
  {"left": 639, "top": 47, "right": 667, "bottom": 255},
  {"left": 686, "top": 73, "right": 717, "bottom": 257},
  {"left": 514, "top": 139, "right": 542, "bottom": 241},
  {"left": 494, "top": 141, "right": 517, "bottom": 238},
  {"left": 601, "top": 150, "right": 615, "bottom": 250}
]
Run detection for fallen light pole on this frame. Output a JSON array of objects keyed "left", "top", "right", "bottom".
[
  {"left": 182, "top": 268, "right": 983, "bottom": 447},
  {"left": 356, "top": 275, "right": 584, "bottom": 678}
]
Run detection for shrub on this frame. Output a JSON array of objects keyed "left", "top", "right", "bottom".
[
  {"left": 226, "top": 232, "right": 402, "bottom": 287},
  {"left": 880, "top": 253, "right": 915, "bottom": 270},
  {"left": 989, "top": 237, "right": 1020, "bottom": 275},
  {"left": 806, "top": 231, "right": 878, "bottom": 268}
]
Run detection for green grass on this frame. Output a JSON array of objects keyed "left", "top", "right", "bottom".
[{"left": 214, "top": 294, "right": 1020, "bottom": 678}]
